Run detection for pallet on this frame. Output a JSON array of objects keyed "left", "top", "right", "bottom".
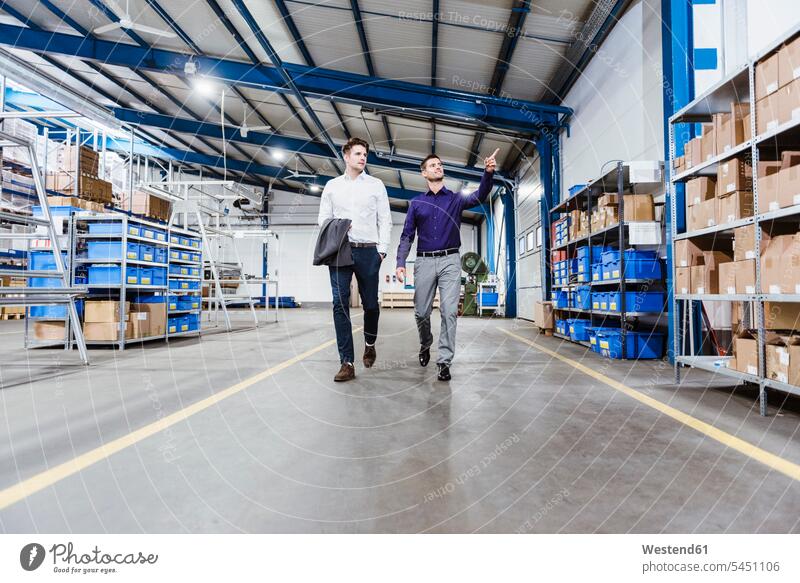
[
  {"left": 537, "top": 327, "right": 553, "bottom": 336},
  {"left": 0, "top": 313, "right": 24, "bottom": 320}
]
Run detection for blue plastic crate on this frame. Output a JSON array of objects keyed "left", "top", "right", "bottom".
[
  {"left": 187, "top": 313, "right": 200, "bottom": 330},
  {"left": 182, "top": 295, "right": 200, "bottom": 310},
  {"left": 191, "top": 253, "right": 201, "bottom": 263},
  {"left": 169, "top": 264, "right": 187, "bottom": 276},
  {"left": 138, "top": 268, "right": 153, "bottom": 286},
  {"left": 153, "top": 229, "right": 167, "bottom": 243},
  {"left": 568, "top": 184, "right": 587, "bottom": 196},
  {"left": 588, "top": 327, "right": 618, "bottom": 353},
  {"left": 140, "top": 227, "right": 156, "bottom": 240},
  {"left": 29, "top": 276, "right": 64, "bottom": 288},
  {"left": 577, "top": 246, "right": 606, "bottom": 263},
  {"left": 606, "top": 291, "right": 665, "bottom": 313},
  {"left": 86, "top": 241, "right": 138, "bottom": 261},
  {"left": 29, "top": 300, "right": 83, "bottom": 320},
  {"left": 152, "top": 267, "right": 167, "bottom": 286},
  {"left": 554, "top": 290, "right": 569, "bottom": 309},
  {"left": 169, "top": 279, "right": 192, "bottom": 291},
  {"left": 29, "top": 251, "right": 68, "bottom": 271},
  {"left": 138, "top": 244, "right": 155, "bottom": 263},
  {"left": 176, "top": 297, "right": 193, "bottom": 310},
  {"left": 555, "top": 319, "right": 568, "bottom": 336},
  {"left": 126, "top": 224, "right": 140, "bottom": 237},
  {"left": 569, "top": 319, "right": 592, "bottom": 342},
  {"left": 591, "top": 292, "right": 604, "bottom": 310},
  {"left": 189, "top": 267, "right": 201, "bottom": 277},
  {"left": 153, "top": 247, "right": 167, "bottom": 264},
  {"left": 169, "top": 249, "right": 181, "bottom": 261},
  {"left": 167, "top": 294, "right": 179, "bottom": 311},
  {"left": 569, "top": 258, "right": 579, "bottom": 275},
  {"left": 592, "top": 262, "right": 604, "bottom": 281},
  {"left": 125, "top": 266, "right": 139, "bottom": 285},
  {"left": 189, "top": 238, "right": 201, "bottom": 249},
  {"left": 600, "top": 249, "right": 658, "bottom": 264},
  {"left": 480, "top": 292, "right": 499, "bottom": 306},
  {"left": 595, "top": 330, "right": 665, "bottom": 360},
  {"left": 88, "top": 222, "right": 123, "bottom": 235},
  {"left": 167, "top": 315, "right": 181, "bottom": 334},
  {"left": 132, "top": 294, "right": 165, "bottom": 304},
  {"left": 576, "top": 286, "right": 592, "bottom": 310},
  {"left": 602, "top": 258, "right": 662, "bottom": 281},
  {"left": 88, "top": 265, "right": 121, "bottom": 285},
  {"left": 179, "top": 251, "right": 191, "bottom": 261},
  {"left": 33, "top": 205, "right": 82, "bottom": 217}
]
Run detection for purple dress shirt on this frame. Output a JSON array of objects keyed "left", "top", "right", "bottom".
[{"left": 396, "top": 170, "right": 494, "bottom": 268}]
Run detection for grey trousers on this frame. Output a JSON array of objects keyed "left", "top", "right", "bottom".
[{"left": 414, "top": 253, "right": 461, "bottom": 364}]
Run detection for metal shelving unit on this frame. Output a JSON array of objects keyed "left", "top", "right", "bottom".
[
  {"left": 166, "top": 225, "right": 202, "bottom": 340},
  {"left": 550, "top": 161, "right": 666, "bottom": 358},
  {"left": 669, "top": 25, "right": 800, "bottom": 415}
]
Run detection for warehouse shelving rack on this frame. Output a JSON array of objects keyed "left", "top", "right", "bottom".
[
  {"left": 166, "top": 225, "right": 203, "bottom": 340},
  {"left": 550, "top": 162, "right": 666, "bottom": 357},
  {"left": 70, "top": 213, "right": 170, "bottom": 349},
  {"left": 669, "top": 25, "right": 800, "bottom": 415}
]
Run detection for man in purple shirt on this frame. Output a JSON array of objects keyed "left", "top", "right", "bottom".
[{"left": 395, "top": 149, "right": 499, "bottom": 381}]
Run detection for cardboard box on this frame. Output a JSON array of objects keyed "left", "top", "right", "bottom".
[
  {"left": 691, "top": 259, "right": 726, "bottom": 295},
  {"left": 85, "top": 300, "right": 129, "bottom": 323},
  {"left": 129, "top": 310, "right": 149, "bottom": 339},
  {"left": 45, "top": 172, "right": 112, "bottom": 204},
  {"left": 756, "top": 92, "right": 781, "bottom": 135},
  {"left": 133, "top": 302, "right": 167, "bottom": 336},
  {"left": 760, "top": 233, "right": 800, "bottom": 294},
  {"left": 622, "top": 194, "right": 655, "bottom": 221},
  {"left": 735, "top": 259, "right": 756, "bottom": 294},
  {"left": 533, "top": 301, "right": 554, "bottom": 330},
  {"left": 57, "top": 145, "right": 99, "bottom": 176},
  {"left": 675, "top": 238, "right": 706, "bottom": 268},
  {"left": 757, "top": 160, "right": 783, "bottom": 211},
  {"left": 598, "top": 193, "right": 618, "bottom": 207},
  {"left": 717, "top": 190, "right": 754, "bottom": 224},
  {"left": 764, "top": 302, "right": 800, "bottom": 330},
  {"left": 675, "top": 267, "right": 691, "bottom": 294},
  {"left": 779, "top": 36, "right": 800, "bottom": 88},
  {"left": 717, "top": 157, "right": 752, "bottom": 195},
  {"left": 686, "top": 177, "right": 716, "bottom": 207},
  {"left": 733, "top": 224, "right": 756, "bottom": 261},
  {"left": 701, "top": 123, "right": 716, "bottom": 161},
  {"left": 715, "top": 112, "right": 744, "bottom": 153},
  {"left": 718, "top": 261, "right": 737, "bottom": 295},
  {"left": 687, "top": 197, "right": 717, "bottom": 231},
  {"left": 673, "top": 155, "right": 685, "bottom": 174},
  {"left": 765, "top": 335, "right": 800, "bottom": 384},
  {"left": 756, "top": 51, "right": 780, "bottom": 100},
  {"left": 778, "top": 77, "right": 800, "bottom": 127},
  {"left": 689, "top": 136, "right": 703, "bottom": 168},
  {"left": 33, "top": 321, "right": 66, "bottom": 341},
  {"left": 684, "top": 139, "right": 695, "bottom": 169},
  {"left": 743, "top": 112, "right": 753, "bottom": 142},
  {"left": 759, "top": 158, "right": 800, "bottom": 211},
  {"left": 84, "top": 321, "right": 132, "bottom": 341},
  {"left": 119, "top": 191, "right": 172, "bottom": 222},
  {"left": 734, "top": 334, "right": 759, "bottom": 376}
]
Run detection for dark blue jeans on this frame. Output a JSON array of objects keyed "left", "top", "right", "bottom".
[{"left": 329, "top": 247, "right": 381, "bottom": 363}]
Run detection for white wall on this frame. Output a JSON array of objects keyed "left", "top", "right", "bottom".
[
  {"left": 746, "top": 0, "right": 800, "bottom": 59},
  {"left": 559, "top": 0, "right": 665, "bottom": 200},
  {"left": 515, "top": 154, "right": 544, "bottom": 321}
]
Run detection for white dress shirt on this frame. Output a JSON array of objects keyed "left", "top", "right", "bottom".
[{"left": 317, "top": 171, "right": 392, "bottom": 254}]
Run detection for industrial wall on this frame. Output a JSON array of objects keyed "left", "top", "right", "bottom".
[{"left": 515, "top": 154, "right": 544, "bottom": 322}]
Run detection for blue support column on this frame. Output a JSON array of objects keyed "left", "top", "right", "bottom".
[
  {"left": 663, "top": 0, "right": 695, "bottom": 363},
  {"left": 503, "top": 187, "right": 517, "bottom": 318},
  {"left": 486, "top": 203, "right": 496, "bottom": 273},
  {"left": 538, "top": 133, "right": 557, "bottom": 301}
]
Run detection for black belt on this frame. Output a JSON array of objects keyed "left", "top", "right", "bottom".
[
  {"left": 350, "top": 242, "right": 377, "bottom": 248},
  {"left": 417, "top": 248, "right": 459, "bottom": 258}
]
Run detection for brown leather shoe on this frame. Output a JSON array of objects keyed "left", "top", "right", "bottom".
[
  {"left": 334, "top": 362, "right": 355, "bottom": 382},
  {"left": 363, "top": 344, "right": 376, "bottom": 368}
]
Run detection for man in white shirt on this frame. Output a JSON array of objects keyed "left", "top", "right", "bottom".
[{"left": 318, "top": 137, "right": 392, "bottom": 382}]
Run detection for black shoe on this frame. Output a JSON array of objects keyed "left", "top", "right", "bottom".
[
  {"left": 437, "top": 363, "right": 451, "bottom": 381},
  {"left": 419, "top": 346, "right": 430, "bottom": 367},
  {"left": 363, "top": 344, "right": 376, "bottom": 368}
]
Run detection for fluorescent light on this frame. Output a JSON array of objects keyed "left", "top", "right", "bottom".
[
  {"left": 272, "top": 149, "right": 286, "bottom": 161},
  {"left": 193, "top": 77, "right": 218, "bottom": 97},
  {"left": 310, "top": 184, "right": 320, "bottom": 193}
]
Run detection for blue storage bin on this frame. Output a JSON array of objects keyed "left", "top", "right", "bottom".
[
  {"left": 153, "top": 230, "right": 167, "bottom": 242},
  {"left": 577, "top": 246, "right": 606, "bottom": 263},
  {"left": 606, "top": 291, "right": 665, "bottom": 313},
  {"left": 132, "top": 294, "right": 165, "bottom": 304},
  {"left": 576, "top": 286, "right": 592, "bottom": 310},
  {"left": 140, "top": 227, "right": 156, "bottom": 240},
  {"left": 189, "top": 267, "right": 201, "bottom": 277},
  {"left": 176, "top": 296, "right": 193, "bottom": 310},
  {"left": 86, "top": 241, "right": 137, "bottom": 261},
  {"left": 153, "top": 247, "right": 167, "bottom": 264},
  {"left": 603, "top": 258, "right": 662, "bottom": 281},
  {"left": 169, "top": 279, "right": 191, "bottom": 291},
  {"left": 168, "top": 315, "right": 181, "bottom": 334},
  {"left": 591, "top": 292, "right": 604, "bottom": 310},
  {"left": 167, "top": 294, "right": 179, "bottom": 311},
  {"left": 126, "top": 224, "right": 140, "bottom": 237},
  {"left": 88, "top": 265, "right": 122, "bottom": 285},
  {"left": 169, "top": 264, "right": 188, "bottom": 276},
  {"left": 569, "top": 258, "right": 579, "bottom": 275},
  {"left": 33, "top": 205, "right": 82, "bottom": 217},
  {"left": 184, "top": 295, "right": 200, "bottom": 310},
  {"left": 187, "top": 313, "right": 200, "bottom": 330},
  {"left": 138, "top": 244, "right": 155, "bottom": 262},
  {"left": 152, "top": 267, "right": 167, "bottom": 285},
  {"left": 568, "top": 184, "right": 586, "bottom": 196},
  {"left": 126, "top": 266, "right": 140, "bottom": 285},
  {"left": 29, "top": 300, "right": 83, "bottom": 319},
  {"left": 555, "top": 319, "right": 568, "bottom": 336},
  {"left": 29, "top": 251, "right": 68, "bottom": 271},
  {"left": 169, "top": 249, "right": 181, "bottom": 261},
  {"left": 595, "top": 330, "right": 665, "bottom": 360},
  {"left": 592, "top": 262, "right": 604, "bottom": 281},
  {"left": 189, "top": 238, "right": 200, "bottom": 249},
  {"left": 88, "top": 222, "right": 123, "bottom": 235},
  {"left": 588, "top": 326, "right": 618, "bottom": 353},
  {"left": 191, "top": 253, "right": 201, "bottom": 263},
  {"left": 600, "top": 249, "right": 658, "bottom": 265},
  {"left": 29, "top": 276, "right": 64, "bottom": 288},
  {"left": 569, "top": 319, "right": 592, "bottom": 342},
  {"left": 554, "top": 290, "right": 569, "bottom": 308},
  {"left": 138, "top": 268, "right": 153, "bottom": 286},
  {"left": 480, "top": 292, "right": 499, "bottom": 306},
  {"left": 179, "top": 251, "right": 191, "bottom": 261}
]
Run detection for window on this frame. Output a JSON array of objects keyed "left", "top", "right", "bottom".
[
  {"left": 518, "top": 236, "right": 526, "bottom": 256},
  {"left": 527, "top": 231, "right": 535, "bottom": 251},
  {"left": 535, "top": 227, "right": 542, "bottom": 248}
]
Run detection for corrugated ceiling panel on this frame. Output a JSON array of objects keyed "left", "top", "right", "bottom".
[
  {"left": 430, "top": 131, "right": 476, "bottom": 166},
  {"left": 289, "top": 4, "right": 369, "bottom": 75},
  {"left": 362, "top": 16, "right": 430, "bottom": 84},
  {"left": 361, "top": 0, "right": 431, "bottom": 17},
  {"left": 526, "top": 5, "right": 584, "bottom": 42},
  {"left": 503, "top": 40, "right": 566, "bottom": 101},
  {"left": 535, "top": 0, "right": 593, "bottom": 23},
  {"left": 440, "top": 0, "right": 513, "bottom": 33},
  {"left": 436, "top": 26, "right": 502, "bottom": 92},
  {"left": 216, "top": 0, "right": 303, "bottom": 65}
]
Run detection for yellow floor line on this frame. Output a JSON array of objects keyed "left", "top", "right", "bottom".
[
  {"left": 500, "top": 328, "right": 800, "bottom": 483},
  {"left": 0, "top": 328, "right": 361, "bottom": 511}
]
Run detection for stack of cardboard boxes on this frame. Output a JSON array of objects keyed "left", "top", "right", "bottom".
[
  {"left": 755, "top": 36, "right": 800, "bottom": 135},
  {"left": 757, "top": 150, "right": 800, "bottom": 212},
  {"left": 119, "top": 191, "right": 172, "bottom": 222},
  {"left": 682, "top": 102, "right": 750, "bottom": 174},
  {"left": 685, "top": 155, "right": 753, "bottom": 231},
  {"left": 589, "top": 193, "right": 655, "bottom": 232},
  {"left": 533, "top": 301, "right": 554, "bottom": 332},
  {"left": 0, "top": 275, "right": 25, "bottom": 318},
  {"left": 674, "top": 225, "right": 755, "bottom": 295},
  {"left": 81, "top": 300, "right": 167, "bottom": 341},
  {"left": 46, "top": 145, "right": 113, "bottom": 205}
]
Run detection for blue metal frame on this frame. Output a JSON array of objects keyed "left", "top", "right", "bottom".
[
  {"left": 663, "top": 0, "right": 696, "bottom": 362},
  {"left": 0, "top": 23, "right": 571, "bottom": 133},
  {"left": 503, "top": 187, "right": 517, "bottom": 318}
]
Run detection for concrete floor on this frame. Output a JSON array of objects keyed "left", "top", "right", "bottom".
[{"left": 0, "top": 307, "right": 798, "bottom": 533}]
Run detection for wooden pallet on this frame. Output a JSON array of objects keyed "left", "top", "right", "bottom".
[
  {"left": 537, "top": 327, "right": 553, "bottom": 336},
  {"left": 0, "top": 313, "right": 24, "bottom": 320}
]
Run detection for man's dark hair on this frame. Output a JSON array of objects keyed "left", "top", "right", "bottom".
[
  {"left": 342, "top": 137, "right": 370, "bottom": 156},
  {"left": 420, "top": 154, "right": 441, "bottom": 171}
]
